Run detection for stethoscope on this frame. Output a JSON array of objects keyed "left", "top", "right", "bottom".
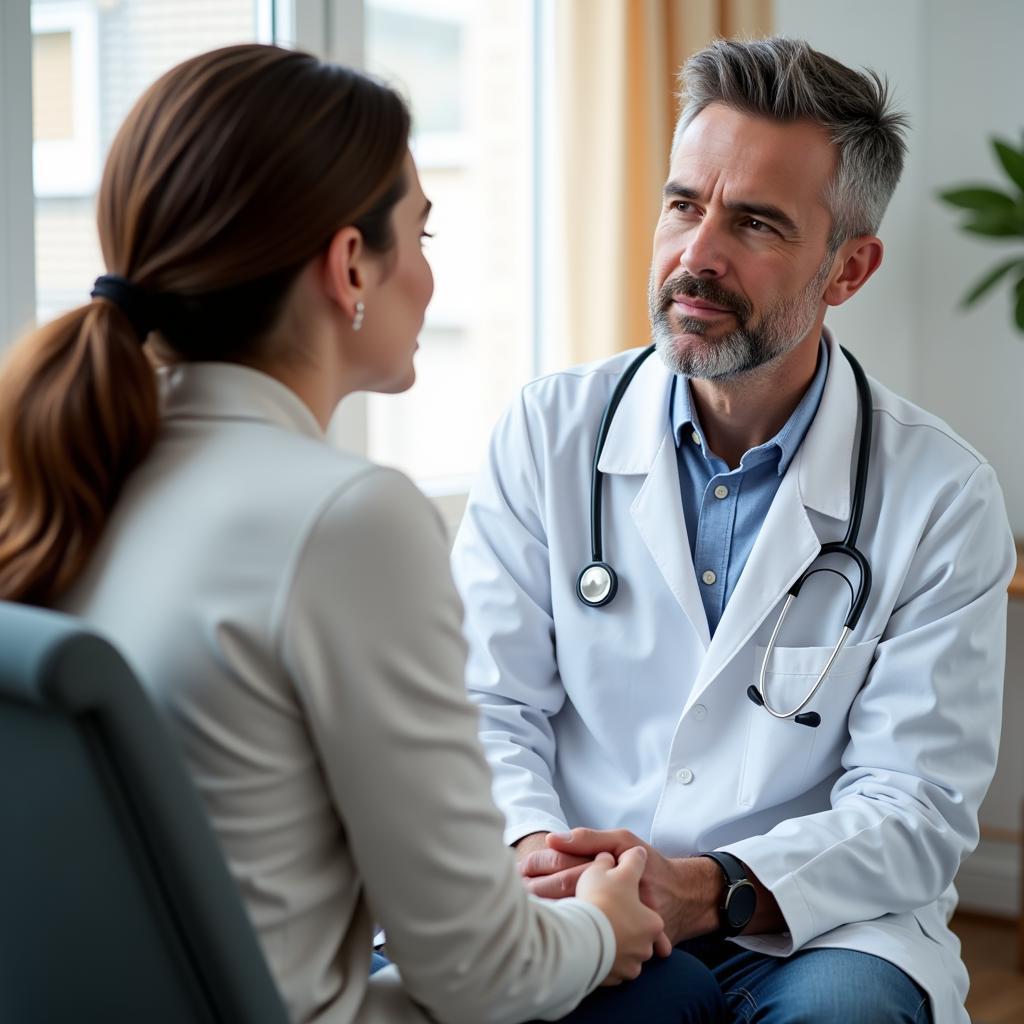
[{"left": 576, "top": 343, "right": 873, "bottom": 729}]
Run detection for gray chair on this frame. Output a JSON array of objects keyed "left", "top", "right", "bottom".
[{"left": 0, "top": 602, "right": 290, "bottom": 1023}]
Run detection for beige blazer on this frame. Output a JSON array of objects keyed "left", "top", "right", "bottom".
[{"left": 62, "top": 363, "right": 613, "bottom": 1024}]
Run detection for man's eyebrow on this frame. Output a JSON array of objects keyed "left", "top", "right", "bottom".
[
  {"left": 663, "top": 183, "right": 701, "bottom": 202},
  {"left": 662, "top": 181, "right": 800, "bottom": 236}
]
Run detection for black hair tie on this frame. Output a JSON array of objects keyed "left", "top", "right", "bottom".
[{"left": 90, "top": 274, "right": 156, "bottom": 343}]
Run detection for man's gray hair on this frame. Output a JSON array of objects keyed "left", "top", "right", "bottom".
[{"left": 673, "top": 37, "right": 909, "bottom": 250}]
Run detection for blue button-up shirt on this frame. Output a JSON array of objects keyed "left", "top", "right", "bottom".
[{"left": 673, "top": 341, "right": 828, "bottom": 638}]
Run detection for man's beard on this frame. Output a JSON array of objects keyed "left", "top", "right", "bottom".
[{"left": 648, "top": 258, "right": 832, "bottom": 381}]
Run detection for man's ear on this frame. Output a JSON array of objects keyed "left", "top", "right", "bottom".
[
  {"left": 322, "top": 226, "right": 366, "bottom": 321},
  {"left": 823, "top": 236, "right": 884, "bottom": 308}
]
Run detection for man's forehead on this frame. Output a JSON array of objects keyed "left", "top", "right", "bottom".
[{"left": 669, "top": 104, "right": 836, "bottom": 210}]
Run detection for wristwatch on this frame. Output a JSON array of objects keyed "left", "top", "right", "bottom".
[{"left": 699, "top": 851, "right": 757, "bottom": 937}]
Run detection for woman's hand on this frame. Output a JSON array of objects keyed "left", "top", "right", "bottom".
[{"left": 574, "top": 848, "right": 667, "bottom": 985}]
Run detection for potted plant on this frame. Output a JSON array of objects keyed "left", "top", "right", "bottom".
[{"left": 938, "top": 135, "right": 1024, "bottom": 331}]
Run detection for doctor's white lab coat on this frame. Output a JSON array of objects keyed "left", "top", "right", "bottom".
[{"left": 451, "top": 331, "right": 1017, "bottom": 1024}]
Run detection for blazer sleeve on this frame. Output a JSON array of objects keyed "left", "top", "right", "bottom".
[
  {"left": 722, "top": 461, "right": 1017, "bottom": 953},
  {"left": 275, "top": 466, "right": 613, "bottom": 1024},
  {"left": 451, "top": 392, "right": 575, "bottom": 845}
]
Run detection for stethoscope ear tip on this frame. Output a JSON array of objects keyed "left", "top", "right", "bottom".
[{"left": 747, "top": 684, "right": 820, "bottom": 727}]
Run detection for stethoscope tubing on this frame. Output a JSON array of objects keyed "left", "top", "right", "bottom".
[
  {"left": 756, "top": 607, "right": 852, "bottom": 719},
  {"left": 575, "top": 344, "right": 657, "bottom": 607},
  {"left": 753, "top": 349, "right": 872, "bottom": 724},
  {"left": 587, "top": 344, "right": 657, "bottom": 562}
]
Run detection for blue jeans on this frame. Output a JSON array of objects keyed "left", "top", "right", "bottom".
[
  {"left": 374, "top": 948, "right": 725, "bottom": 1023},
  {"left": 679, "top": 937, "right": 933, "bottom": 1023},
  {"left": 376, "top": 940, "right": 932, "bottom": 1023},
  {"left": 545, "top": 948, "right": 726, "bottom": 1023}
]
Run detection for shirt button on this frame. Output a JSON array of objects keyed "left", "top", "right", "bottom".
[
  {"left": 693, "top": 704, "right": 707, "bottom": 720},
  {"left": 714, "top": 484, "right": 729, "bottom": 499},
  {"left": 702, "top": 569, "right": 717, "bottom": 586},
  {"left": 691, "top": 430, "right": 701, "bottom": 445},
  {"left": 676, "top": 767, "right": 694, "bottom": 785}
]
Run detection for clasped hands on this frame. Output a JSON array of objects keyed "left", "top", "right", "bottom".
[{"left": 516, "top": 828, "right": 721, "bottom": 950}]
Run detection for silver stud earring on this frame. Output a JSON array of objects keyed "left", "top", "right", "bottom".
[{"left": 352, "top": 300, "right": 365, "bottom": 332}]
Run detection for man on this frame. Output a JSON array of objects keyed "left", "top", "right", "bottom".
[{"left": 451, "top": 37, "right": 1017, "bottom": 1024}]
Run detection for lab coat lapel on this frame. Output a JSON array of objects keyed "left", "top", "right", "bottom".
[
  {"left": 684, "top": 331, "right": 861, "bottom": 709},
  {"left": 598, "top": 351, "right": 711, "bottom": 650},
  {"left": 632, "top": 433, "right": 712, "bottom": 649}
]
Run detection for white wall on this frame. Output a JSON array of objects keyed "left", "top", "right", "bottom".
[
  {"left": 775, "top": 0, "right": 1024, "bottom": 916},
  {"left": 774, "top": 0, "right": 1024, "bottom": 526},
  {"left": 915, "top": 9, "right": 1024, "bottom": 913},
  {"left": 917, "top": 0, "right": 1024, "bottom": 536},
  {"left": 774, "top": 0, "right": 928, "bottom": 400}
]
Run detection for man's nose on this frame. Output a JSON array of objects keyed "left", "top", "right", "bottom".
[{"left": 678, "top": 218, "right": 727, "bottom": 279}]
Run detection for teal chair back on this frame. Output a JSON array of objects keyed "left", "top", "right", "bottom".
[{"left": 0, "top": 602, "right": 290, "bottom": 1023}]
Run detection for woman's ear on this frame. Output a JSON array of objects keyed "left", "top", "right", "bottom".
[
  {"left": 823, "top": 236, "right": 884, "bottom": 308},
  {"left": 322, "top": 226, "right": 366, "bottom": 322}
]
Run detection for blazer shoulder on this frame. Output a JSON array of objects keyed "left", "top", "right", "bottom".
[{"left": 219, "top": 420, "right": 385, "bottom": 503}]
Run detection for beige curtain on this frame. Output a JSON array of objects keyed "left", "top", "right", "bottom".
[{"left": 552, "top": 0, "right": 772, "bottom": 365}]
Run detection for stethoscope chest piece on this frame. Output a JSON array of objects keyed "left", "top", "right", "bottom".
[{"left": 577, "top": 562, "right": 618, "bottom": 607}]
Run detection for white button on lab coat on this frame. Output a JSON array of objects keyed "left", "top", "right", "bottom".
[{"left": 452, "top": 330, "right": 1017, "bottom": 1024}]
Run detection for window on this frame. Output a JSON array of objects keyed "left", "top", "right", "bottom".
[
  {"left": 31, "top": 2, "right": 101, "bottom": 199},
  {"left": 363, "top": 0, "right": 540, "bottom": 488},
  {"left": 5, "top": 0, "right": 548, "bottom": 514},
  {"left": 31, "top": 0, "right": 274, "bottom": 323}
]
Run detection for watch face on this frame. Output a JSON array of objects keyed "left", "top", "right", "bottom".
[{"left": 725, "top": 880, "right": 757, "bottom": 930}]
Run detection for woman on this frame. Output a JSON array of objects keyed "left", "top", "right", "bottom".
[{"left": 0, "top": 45, "right": 723, "bottom": 1023}]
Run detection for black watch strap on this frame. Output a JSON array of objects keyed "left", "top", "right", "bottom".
[{"left": 699, "top": 851, "right": 757, "bottom": 937}]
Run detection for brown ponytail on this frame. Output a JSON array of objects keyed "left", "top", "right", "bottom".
[
  {"left": 0, "top": 304, "right": 157, "bottom": 604},
  {"left": 0, "top": 45, "right": 411, "bottom": 605}
]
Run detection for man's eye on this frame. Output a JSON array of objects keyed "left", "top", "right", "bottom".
[
  {"left": 673, "top": 201, "right": 694, "bottom": 214},
  {"left": 745, "top": 218, "right": 771, "bottom": 233}
]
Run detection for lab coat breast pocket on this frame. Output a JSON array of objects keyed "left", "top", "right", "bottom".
[{"left": 737, "top": 639, "right": 878, "bottom": 808}]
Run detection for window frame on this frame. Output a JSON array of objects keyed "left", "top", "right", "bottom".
[
  {"left": 0, "top": 0, "right": 36, "bottom": 348},
  {"left": 31, "top": 0, "right": 101, "bottom": 199}
]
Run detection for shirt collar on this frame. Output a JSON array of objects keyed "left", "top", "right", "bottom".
[
  {"left": 671, "top": 338, "right": 830, "bottom": 476},
  {"left": 158, "top": 361, "right": 325, "bottom": 441}
]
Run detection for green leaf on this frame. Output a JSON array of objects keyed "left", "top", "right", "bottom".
[
  {"left": 993, "top": 138, "right": 1024, "bottom": 194},
  {"left": 961, "top": 257, "right": 1024, "bottom": 306},
  {"left": 939, "top": 187, "right": 1017, "bottom": 212},
  {"left": 1015, "top": 276, "right": 1024, "bottom": 333},
  {"left": 958, "top": 209, "right": 1024, "bottom": 237}
]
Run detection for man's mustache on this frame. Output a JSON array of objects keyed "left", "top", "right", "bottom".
[{"left": 657, "top": 273, "right": 751, "bottom": 322}]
